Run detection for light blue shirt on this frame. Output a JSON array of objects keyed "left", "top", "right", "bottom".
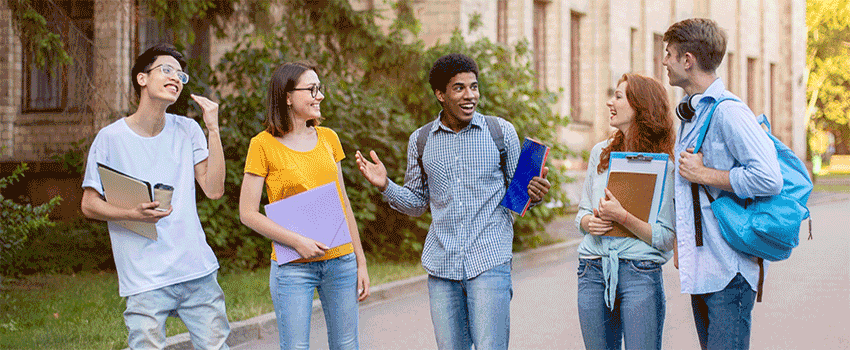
[
  {"left": 575, "top": 140, "right": 676, "bottom": 309},
  {"left": 381, "top": 112, "right": 519, "bottom": 280},
  {"left": 674, "top": 78, "right": 782, "bottom": 294}
]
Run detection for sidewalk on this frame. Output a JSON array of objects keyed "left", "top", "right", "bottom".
[
  {"left": 160, "top": 214, "right": 584, "bottom": 350},
  {"left": 164, "top": 188, "right": 849, "bottom": 349}
]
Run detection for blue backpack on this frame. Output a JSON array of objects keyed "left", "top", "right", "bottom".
[{"left": 693, "top": 98, "right": 813, "bottom": 301}]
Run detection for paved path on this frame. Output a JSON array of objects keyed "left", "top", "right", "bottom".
[{"left": 235, "top": 193, "right": 849, "bottom": 349}]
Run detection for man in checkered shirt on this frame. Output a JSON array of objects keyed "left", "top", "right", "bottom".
[{"left": 356, "top": 53, "right": 551, "bottom": 349}]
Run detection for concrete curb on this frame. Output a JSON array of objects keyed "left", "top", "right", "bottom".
[{"left": 162, "top": 238, "right": 583, "bottom": 349}]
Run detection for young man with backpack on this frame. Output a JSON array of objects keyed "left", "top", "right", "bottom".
[
  {"left": 355, "top": 53, "right": 550, "bottom": 349},
  {"left": 662, "top": 18, "right": 783, "bottom": 349}
]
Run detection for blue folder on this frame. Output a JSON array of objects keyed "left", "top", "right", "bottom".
[{"left": 500, "top": 137, "right": 550, "bottom": 216}]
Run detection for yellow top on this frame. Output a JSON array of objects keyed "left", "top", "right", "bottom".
[{"left": 244, "top": 127, "right": 353, "bottom": 262}]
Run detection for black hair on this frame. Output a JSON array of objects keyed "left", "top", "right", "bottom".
[
  {"left": 131, "top": 44, "right": 187, "bottom": 98},
  {"left": 428, "top": 53, "right": 479, "bottom": 93},
  {"left": 265, "top": 62, "right": 321, "bottom": 137}
]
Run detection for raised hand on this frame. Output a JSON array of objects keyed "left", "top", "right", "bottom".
[
  {"left": 190, "top": 94, "right": 219, "bottom": 132},
  {"left": 355, "top": 150, "right": 389, "bottom": 191}
]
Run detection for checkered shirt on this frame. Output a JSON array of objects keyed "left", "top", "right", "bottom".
[{"left": 382, "top": 112, "right": 520, "bottom": 280}]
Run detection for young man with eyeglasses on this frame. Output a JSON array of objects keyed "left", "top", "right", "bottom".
[
  {"left": 662, "top": 19, "right": 781, "bottom": 349},
  {"left": 81, "top": 44, "right": 230, "bottom": 349},
  {"left": 355, "top": 53, "right": 550, "bottom": 349}
]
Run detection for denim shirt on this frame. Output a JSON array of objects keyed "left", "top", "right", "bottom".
[
  {"left": 674, "top": 78, "right": 782, "bottom": 295},
  {"left": 381, "top": 112, "right": 520, "bottom": 280},
  {"left": 575, "top": 140, "right": 676, "bottom": 309}
]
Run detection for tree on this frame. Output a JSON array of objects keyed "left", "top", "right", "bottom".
[{"left": 806, "top": 0, "right": 850, "bottom": 155}]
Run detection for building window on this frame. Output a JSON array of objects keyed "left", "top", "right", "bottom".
[
  {"left": 497, "top": 0, "right": 508, "bottom": 44},
  {"left": 137, "top": 16, "right": 174, "bottom": 55},
  {"left": 630, "top": 28, "right": 639, "bottom": 73},
  {"left": 769, "top": 63, "right": 776, "bottom": 125},
  {"left": 23, "top": 0, "right": 94, "bottom": 112},
  {"left": 747, "top": 57, "right": 760, "bottom": 114},
  {"left": 726, "top": 52, "right": 735, "bottom": 93},
  {"left": 653, "top": 34, "right": 664, "bottom": 82},
  {"left": 533, "top": 1, "right": 548, "bottom": 88},
  {"left": 570, "top": 11, "right": 584, "bottom": 123}
]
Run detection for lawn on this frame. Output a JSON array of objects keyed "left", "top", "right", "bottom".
[
  {"left": 0, "top": 258, "right": 424, "bottom": 350},
  {"left": 813, "top": 173, "right": 850, "bottom": 193}
]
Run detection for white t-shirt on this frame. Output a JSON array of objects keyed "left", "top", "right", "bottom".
[{"left": 82, "top": 113, "right": 219, "bottom": 297}]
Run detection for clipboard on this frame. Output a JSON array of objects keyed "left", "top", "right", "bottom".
[
  {"left": 603, "top": 152, "right": 669, "bottom": 238},
  {"left": 264, "top": 182, "right": 353, "bottom": 265},
  {"left": 501, "top": 137, "right": 550, "bottom": 216},
  {"left": 96, "top": 163, "right": 158, "bottom": 240}
]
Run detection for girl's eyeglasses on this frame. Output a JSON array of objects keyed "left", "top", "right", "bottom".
[{"left": 291, "top": 84, "right": 324, "bottom": 98}]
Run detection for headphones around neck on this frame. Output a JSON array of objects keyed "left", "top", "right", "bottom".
[{"left": 676, "top": 94, "right": 703, "bottom": 121}]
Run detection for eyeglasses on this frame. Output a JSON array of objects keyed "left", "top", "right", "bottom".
[
  {"left": 291, "top": 84, "right": 324, "bottom": 98},
  {"left": 145, "top": 64, "right": 189, "bottom": 84}
]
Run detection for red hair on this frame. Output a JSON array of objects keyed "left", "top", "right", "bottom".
[{"left": 598, "top": 74, "right": 675, "bottom": 174}]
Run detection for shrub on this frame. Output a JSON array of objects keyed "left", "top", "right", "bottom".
[
  {"left": 27, "top": 0, "right": 573, "bottom": 272},
  {"left": 0, "top": 163, "right": 61, "bottom": 280},
  {"left": 193, "top": 0, "right": 572, "bottom": 268}
]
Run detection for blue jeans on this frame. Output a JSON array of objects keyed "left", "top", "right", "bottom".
[
  {"left": 123, "top": 271, "right": 230, "bottom": 350},
  {"left": 577, "top": 258, "right": 665, "bottom": 350},
  {"left": 427, "top": 260, "right": 513, "bottom": 350},
  {"left": 269, "top": 253, "right": 359, "bottom": 350},
  {"left": 691, "top": 273, "right": 756, "bottom": 350}
]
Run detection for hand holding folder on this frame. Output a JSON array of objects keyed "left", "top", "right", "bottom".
[
  {"left": 501, "top": 137, "right": 550, "bottom": 216},
  {"left": 264, "top": 182, "right": 353, "bottom": 265},
  {"left": 96, "top": 163, "right": 161, "bottom": 240},
  {"left": 602, "top": 153, "right": 669, "bottom": 238}
]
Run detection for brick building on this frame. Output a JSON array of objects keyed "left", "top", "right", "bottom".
[
  {"left": 0, "top": 0, "right": 807, "bottom": 217},
  {"left": 355, "top": 0, "right": 807, "bottom": 161}
]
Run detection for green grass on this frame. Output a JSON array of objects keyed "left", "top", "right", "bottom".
[
  {"left": 0, "top": 259, "right": 425, "bottom": 350},
  {"left": 814, "top": 173, "right": 850, "bottom": 193}
]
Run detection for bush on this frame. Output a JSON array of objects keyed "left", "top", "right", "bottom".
[
  {"left": 194, "top": 0, "right": 572, "bottom": 269},
  {"left": 0, "top": 163, "right": 61, "bottom": 280},
  {"left": 21, "top": 0, "right": 573, "bottom": 273},
  {"left": 2, "top": 218, "right": 114, "bottom": 276}
]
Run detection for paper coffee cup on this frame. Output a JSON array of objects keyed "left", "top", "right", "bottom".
[{"left": 153, "top": 183, "right": 174, "bottom": 211}]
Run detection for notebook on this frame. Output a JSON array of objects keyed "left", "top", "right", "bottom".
[{"left": 96, "top": 163, "right": 157, "bottom": 240}]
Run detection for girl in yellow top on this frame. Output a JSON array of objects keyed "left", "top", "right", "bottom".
[{"left": 239, "top": 62, "right": 369, "bottom": 350}]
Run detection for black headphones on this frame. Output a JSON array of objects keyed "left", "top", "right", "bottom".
[{"left": 676, "top": 94, "right": 703, "bottom": 121}]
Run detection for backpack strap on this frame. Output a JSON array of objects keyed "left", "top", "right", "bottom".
[
  {"left": 415, "top": 117, "right": 510, "bottom": 190},
  {"left": 693, "top": 97, "right": 741, "bottom": 153},
  {"left": 483, "top": 116, "right": 510, "bottom": 189},
  {"left": 692, "top": 97, "right": 741, "bottom": 247},
  {"left": 757, "top": 257, "right": 765, "bottom": 302},
  {"left": 415, "top": 121, "right": 437, "bottom": 188}
]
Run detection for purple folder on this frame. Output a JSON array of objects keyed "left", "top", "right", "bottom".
[{"left": 264, "top": 181, "right": 352, "bottom": 265}]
